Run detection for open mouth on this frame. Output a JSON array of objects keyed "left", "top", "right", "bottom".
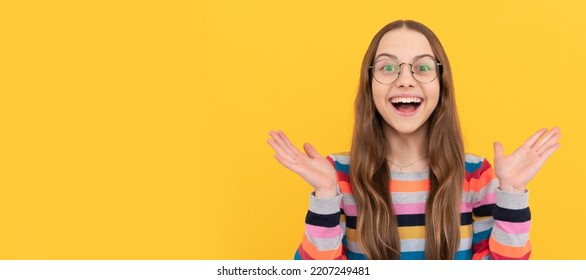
[{"left": 390, "top": 97, "right": 422, "bottom": 114}]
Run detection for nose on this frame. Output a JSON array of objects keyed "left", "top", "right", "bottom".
[{"left": 394, "top": 63, "right": 416, "bottom": 88}]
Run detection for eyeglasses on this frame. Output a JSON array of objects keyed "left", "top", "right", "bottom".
[{"left": 369, "top": 56, "right": 441, "bottom": 84}]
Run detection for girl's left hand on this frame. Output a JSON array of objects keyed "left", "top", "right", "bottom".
[{"left": 493, "top": 127, "right": 561, "bottom": 193}]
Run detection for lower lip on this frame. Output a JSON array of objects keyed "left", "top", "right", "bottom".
[{"left": 389, "top": 100, "right": 423, "bottom": 117}]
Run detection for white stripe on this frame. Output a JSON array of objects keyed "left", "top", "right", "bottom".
[
  {"left": 465, "top": 153, "right": 484, "bottom": 164},
  {"left": 329, "top": 154, "right": 350, "bottom": 164}
]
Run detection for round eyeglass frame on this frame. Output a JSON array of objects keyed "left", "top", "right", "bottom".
[{"left": 369, "top": 58, "right": 442, "bottom": 84}]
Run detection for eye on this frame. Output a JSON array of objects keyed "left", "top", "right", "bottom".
[
  {"left": 382, "top": 64, "right": 396, "bottom": 72},
  {"left": 417, "top": 64, "right": 432, "bottom": 72}
]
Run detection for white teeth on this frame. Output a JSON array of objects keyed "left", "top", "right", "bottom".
[{"left": 390, "top": 97, "right": 422, "bottom": 104}]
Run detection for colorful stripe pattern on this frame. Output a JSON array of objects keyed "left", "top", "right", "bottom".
[{"left": 295, "top": 153, "right": 531, "bottom": 260}]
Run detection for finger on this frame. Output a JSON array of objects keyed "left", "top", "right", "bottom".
[
  {"left": 303, "top": 143, "right": 322, "bottom": 159},
  {"left": 520, "top": 128, "right": 548, "bottom": 150},
  {"left": 539, "top": 142, "right": 561, "bottom": 162},
  {"left": 536, "top": 129, "right": 561, "bottom": 154},
  {"left": 267, "top": 138, "right": 295, "bottom": 164},
  {"left": 276, "top": 130, "right": 303, "bottom": 157},
  {"left": 274, "top": 153, "right": 298, "bottom": 171},
  {"left": 533, "top": 127, "right": 560, "bottom": 151},
  {"left": 268, "top": 131, "right": 290, "bottom": 157},
  {"left": 268, "top": 131, "right": 298, "bottom": 162},
  {"left": 493, "top": 141, "right": 504, "bottom": 158},
  {"left": 270, "top": 130, "right": 299, "bottom": 158}
]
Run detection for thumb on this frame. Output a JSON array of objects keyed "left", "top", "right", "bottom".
[
  {"left": 303, "top": 143, "right": 322, "bottom": 159},
  {"left": 493, "top": 141, "right": 504, "bottom": 158}
]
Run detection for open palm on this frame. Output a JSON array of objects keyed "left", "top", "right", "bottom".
[
  {"left": 493, "top": 127, "right": 561, "bottom": 193},
  {"left": 267, "top": 130, "right": 338, "bottom": 197}
]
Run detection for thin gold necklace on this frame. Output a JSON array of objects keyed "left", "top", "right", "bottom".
[{"left": 388, "top": 154, "right": 428, "bottom": 172}]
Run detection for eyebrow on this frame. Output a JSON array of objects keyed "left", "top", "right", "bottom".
[{"left": 374, "top": 53, "right": 435, "bottom": 62}]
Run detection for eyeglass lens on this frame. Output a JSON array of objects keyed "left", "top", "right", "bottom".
[{"left": 372, "top": 57, "right": 439, "bottom": 84}]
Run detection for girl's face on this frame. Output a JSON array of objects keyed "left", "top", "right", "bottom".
[{"left": 372, "top": 28, "right": 440, "bottom": 136}]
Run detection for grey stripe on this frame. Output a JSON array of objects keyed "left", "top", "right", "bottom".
[
  {"left": 458, "top": 237, "right": 473, "bottom": 251},
  {"left": 309, "top": 193, "right": 342, "bottom": 215},
  {"left": 462, "top": 178, "right": 498, "bottom": 203},
  {"left": 346, "top": 240, "right": 365, "bottom": 254},
  {"left": 342, "top": 193, "right": 356, "bottom": 205},
  {"left": 399, "top": 237, "right": 473, "bottom": 252},
  {"left": 306, "top": 233, "right": 343, "bottom": 251},
  {"left": 400, "top": 238, "right": 424, "bottom": 252},
  {"left": 390, "top": 169, "right": 430, "bottom": 181},
  {"left": 473, "top": 217, "right": 495, "bottom": 233},
  {"left": 492, "top": 227, "right": 530, "bottom": 247},
  {"left": 400, "top": 237, "right": 473, "bottom": 252},
  {"left": 391, "top": 191, "right": 429, "bottom": 204},
  {"left": 496, "top": 189, "right": 529, "bottom": 210}
]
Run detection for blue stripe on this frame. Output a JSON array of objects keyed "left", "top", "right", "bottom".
[
  {"left": 346, "top": 250, "right": 368, "bottom": 260},
  {"left": 454, "top": 249, "right": 473, "bottom": 260},
  {"left": 301, "top": 247, "right": 475, "bottom": 260},
  {"left": 335, "top": 161, "right": 349, "bottom": 174},
  {"left": 400, "top": 250, "right": 472, "bottom": 260},
  {"left": 400, "top": 251, "right": 425, "bottom": 260},
  {"left": 472, "top": 228, "right": 492, "bottom": 245},
  {"left": 465, "top": 160, "right": 483, "bottom": 173},
  {"left": 294, "top": 250, "right": 301, "bottom": 260},
  {"left": 343, "top": 237, "right": 369, "bottom": 260}
]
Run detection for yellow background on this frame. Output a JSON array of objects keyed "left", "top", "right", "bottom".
[{"left": 1, "top": 0, "right": 584, "bottom": 259}]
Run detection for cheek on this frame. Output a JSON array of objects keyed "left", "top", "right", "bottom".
[
  {"left": 371, "top": 83, "right": 389, "bottom": 111},
  {"left": 423, "top": 83, "right": 440, "bottom": 105}
]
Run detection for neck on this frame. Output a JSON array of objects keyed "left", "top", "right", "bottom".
[{"left": 384, "top": 124, "right": 429, "bottom": 171}]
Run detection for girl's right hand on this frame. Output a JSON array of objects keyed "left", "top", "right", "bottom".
[{"left": 267, "top": 130, "right": 338, "bottom": 198}]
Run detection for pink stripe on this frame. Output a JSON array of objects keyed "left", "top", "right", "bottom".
[
  {"left": 393, "top": 202, "right": 425, "bottom": 215},
  {"left": 496, "top": 220, "right": 531, "bottom": 234},
  {"left": 461, "top": 201, "right": 473, "bottom": 212},
  {"left": 461, "top": 193, "right": 496, "bottom": 213},
  {"left": 475, "top": 192, "right": 496, "bottom": 207},
  {"left": 306, "top": 224, "right": 343, "bottom": 239},
  {"left": 343, "top": 204, "right": 358, "bottom": 216}
]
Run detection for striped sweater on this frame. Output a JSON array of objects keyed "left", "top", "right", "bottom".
[{"left": 294, "top": 153, "right": 531, "bottom": 260}]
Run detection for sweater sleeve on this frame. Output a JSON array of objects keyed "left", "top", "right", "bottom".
[
  {"left": 488, "top": 189, "right": 531, "bottom": 259},
  {"left": 470, "top": 158, "right": 532, "bottom": 260},
  {"left": 294, "top": 156, "right": 347, "bottom": 260}
]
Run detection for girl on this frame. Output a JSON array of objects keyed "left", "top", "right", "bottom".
[{"left": 267, "top": 20, "right": 560, "bottom": 260}]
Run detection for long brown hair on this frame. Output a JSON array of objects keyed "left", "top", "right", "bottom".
[{"left": 349, "top": 20, "right": 465, "bottom": 260}]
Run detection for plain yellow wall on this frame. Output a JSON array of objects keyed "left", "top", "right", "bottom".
[{"left": 1, "top": 0, "right": 584, "bottom": 259}]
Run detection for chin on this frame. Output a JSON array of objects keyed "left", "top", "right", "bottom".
[{"left": 388, "top": 121, "right": 427, "bottom": 135}]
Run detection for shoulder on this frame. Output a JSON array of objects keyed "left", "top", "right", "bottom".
[
  {"left": 465, "top": 153, "right": 496, "bottom": 188},
  {"left": 464, "top": 153, "right": 493, "bottom": 178},
  {"left": 464, "top": 153, "right": 491, "bottom": 173},
  {"left": 327, "top": 152, "right": 350, "bottom": 174},
  {"left": 327, "top": 152, "right": 350, "bottom": 163},
  {"left": 326, "top": 152, "right": 495, "bottom": 178}
]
